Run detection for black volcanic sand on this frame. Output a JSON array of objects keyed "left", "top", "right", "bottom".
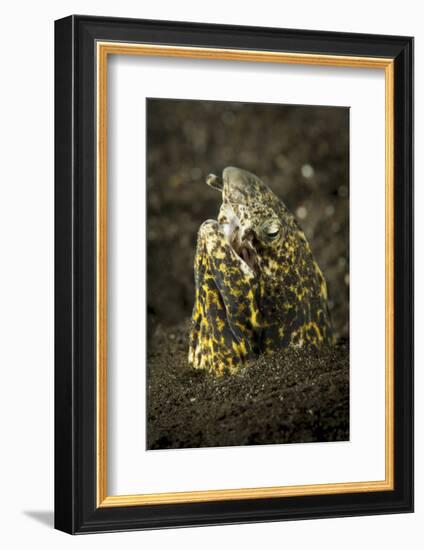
[
  {"left": 147, "top": 324, "right": 349, "bottom": 449},
  {"left": 146, "top": 99, "right": 350, "bottom": 450}
]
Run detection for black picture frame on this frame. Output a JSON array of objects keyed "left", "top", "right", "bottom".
[{"left": 55, "top": 15, "right": 414, "bottom": 534}]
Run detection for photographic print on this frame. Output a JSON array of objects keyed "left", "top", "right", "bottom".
[{"left": 146, "top": 98, "right": 349, "bottom": 450}]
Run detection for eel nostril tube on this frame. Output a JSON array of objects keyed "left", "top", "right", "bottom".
[{"left": 206, "top": 173, "right": 223, "bottom": 190}]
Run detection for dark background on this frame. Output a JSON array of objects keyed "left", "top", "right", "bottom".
[{"left": 146, "top": 98, "right": 349, "bottom": 449}]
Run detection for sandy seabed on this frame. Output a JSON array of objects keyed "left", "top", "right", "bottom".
[{"left": 147, "top": 323, "right": 349, "bottom": 450}]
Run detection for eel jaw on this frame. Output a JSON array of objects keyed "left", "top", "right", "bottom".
[
  {"left": 230, "top": 228, "right": 260, "bottom": 276},
  {"left": 219, "top": 204, "right": 260, "bottom": 276}
]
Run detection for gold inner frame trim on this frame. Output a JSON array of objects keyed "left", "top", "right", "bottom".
[{"left": 96, "top": 42, "right": 395, "bottom": 508}]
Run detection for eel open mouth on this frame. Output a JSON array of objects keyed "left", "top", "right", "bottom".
[
  {"left": 232, "top": 232, "right": 259, "bottom": 275},
  {"left": 221, "top": 212, "right": 260, "bottom": 276}
]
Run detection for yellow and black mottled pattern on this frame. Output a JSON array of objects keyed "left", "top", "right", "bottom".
[
  {"left": 188, "top": 220, "right": 261, "bottom": 375},
  {"left": 189, "top": 167, "right": 334, "bottom": 375}
]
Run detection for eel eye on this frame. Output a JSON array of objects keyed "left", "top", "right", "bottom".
[{"left": 261, "top": 221, "right": 281, "bottom": 241}]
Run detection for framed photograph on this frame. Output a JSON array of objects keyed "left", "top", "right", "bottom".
[{"left": 54, "top": 15, "right": 413, "bottom": 534}]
